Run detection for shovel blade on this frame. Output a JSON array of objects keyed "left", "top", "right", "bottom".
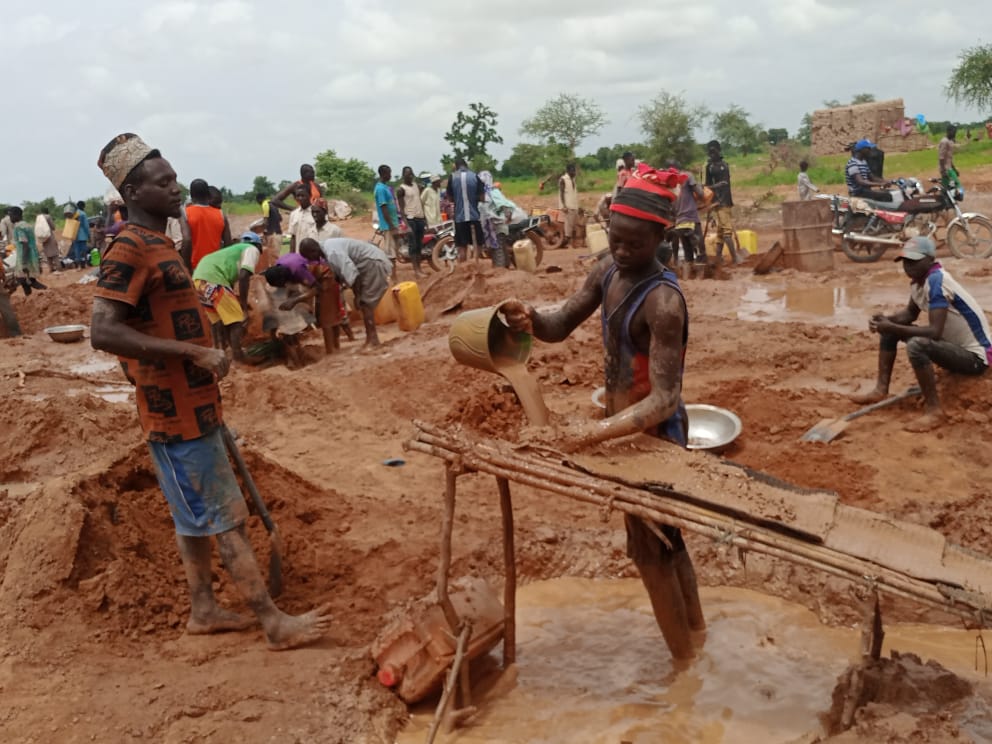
[{"left": 800, "top": 417, "right": 850, "bottom": 443}]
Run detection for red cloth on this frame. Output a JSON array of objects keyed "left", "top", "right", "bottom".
[{"left": 609, "top": 164, "right": 687, "bottom": 226}]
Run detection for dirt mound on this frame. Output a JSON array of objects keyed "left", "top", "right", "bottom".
[
  {"left": 10, "top": 282, "right": 96, "bottom": 334},
  {"left": 0, "top": 393, "right": 138, "bottom": 481},
  {"left": 0, "top": 444, "right": 427, "bottom": 645},
  {"left": 825, "top": 650, "right": 985, "bottom": 741}
]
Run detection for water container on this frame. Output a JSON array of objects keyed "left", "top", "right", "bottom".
[
  {"left": 737, "top": 229, "right": 758, "bottom": 254},
  {"left": 374, "top": 289, "right": 398, "bottom": 325},
  {"left": 512, "top": 240, "right": 537, "bottom": 273},
  {"left": 393, "top": 281, "right": 424, "bottom": 332},
  {"left": 62, "top": 218, "right": 80, "bottom": 241},
  {"left": 89, "top": 248, "right": 100, "bottom": 266}
]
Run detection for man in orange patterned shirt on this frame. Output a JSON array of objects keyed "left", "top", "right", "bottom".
[{"left": 91, "top": 133, "right": 330, "bottom": 650}]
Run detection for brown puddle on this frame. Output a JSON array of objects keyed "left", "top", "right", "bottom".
[
  {"left": 398, "top": 578, "right": 992, "bottom": 743},
  {"left": 738, "top": 278, "right": 992, "bottom": 329}
]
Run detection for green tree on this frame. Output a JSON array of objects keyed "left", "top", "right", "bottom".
[
  {"left": 637, "top": 91, "right": 707, "bottom": 167},
  {"left": 443, "top": 102, "right": 503, "bottom": 170},
  {"left": 313, "top": 150, "right": 376, "bottom": 194},
  {"left": 251, "top": 175, "right": 275, "bottom": 196},
  {"left": 945, "top": 43, "right": 992, "bottom": 114},
  {"left": 711, "top": 104, "right": 764, "bottom": 155},
  {"left": 499, "top": 142, "right": 570, "bottom": 178},
  {"left": 519, "top": 93, "right": 607, "bottom": 159},
  {"left": 850, "top": 92, "right": 876, "bottom": 105},
  {"left": 822, "top": 99, "right": 843, "bottom": 109},
  {"left": 796, "top": 113, "right": 813, "bottom": 146},
  {"left": 766, "top": 128, "right": 789, "bottom": 145},
  {"left": 591, "top": 143, "right": 646, "bottom": 171}
]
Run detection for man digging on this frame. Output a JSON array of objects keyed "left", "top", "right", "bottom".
[
  {"left": 91, "top": 133, "right": 331, "bottom": 649},
  {"left": 851, "top": 236, "right": 990, "bottom": 431},
  {"left": 501, "top": 166, "right": 705, "bottom": 667}
]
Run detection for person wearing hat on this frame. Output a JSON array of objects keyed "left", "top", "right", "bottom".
[
  {"left": 192, "top": 231, "right": 265, "bottom": 362},
  {"left": 421, "top": 174, "right": 442, "bottom": 226},
  {"left": 500, "top": 165, "right": 705, "bottom": 667},
  {"left": 845, "top": 139, "right": 892, "bottom": 202},
  {"left": 852, "top": 236, "right": 991, "bottom": 431},
  {"left": 91, "top": 133, "right": 331, "bottom": 649}
]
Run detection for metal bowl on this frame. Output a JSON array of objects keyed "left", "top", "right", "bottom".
[
  {"left": 44, "top": 324, "right": 86, "bottom": 343},
  {"left": 685, "top": 404, "right": 742, "bottom": 451}
]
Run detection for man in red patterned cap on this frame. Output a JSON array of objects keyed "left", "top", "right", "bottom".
[{"left": 500, "top": 165, "right": 705, "bottom": 667}]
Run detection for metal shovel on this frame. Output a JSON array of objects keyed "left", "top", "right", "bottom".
[
  {"left": 800, "top": 386, "right": 921, "bottom": 443},
  {"left": 221, "top": 425, "right": 285, "bottom": 597}
]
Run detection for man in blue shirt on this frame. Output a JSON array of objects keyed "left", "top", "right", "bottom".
[
  {"left": 71, "top": 200, "right": 91, "bottom": 269},
  {"left": 845, "top": 139, "right": 891, "bottom": 202},
  {"left": 374, "top": 165, "right": 400, "bottom": 263},
  {"left": 445, "top": 157, "right": 486, "bottom": 262}
]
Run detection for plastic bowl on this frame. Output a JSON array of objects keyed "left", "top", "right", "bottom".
[
  {"left": 44, "top": 324, "right": 86, "bottom": 343},
  {"left": 685, "top": 404, "right": 742, "bottom": 451}
]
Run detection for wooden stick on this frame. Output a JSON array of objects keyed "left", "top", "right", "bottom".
[
  {"left": 497, "top": 477, "right": 517, "bottom": 666},
  {"left": 436, "top": 466, "right": 460, "bottom": 632},
  {"left": 10, "top": 367, "right": 126, "bottom": 387},
  {"left": 410, "top": 428, "right": 982, "bottom": 610},
  {"left": 426, "top": 622, "right": 471, "bottom": 744},
  {"left": 405, "top": 438, "right": 984, "bottom": 621}
]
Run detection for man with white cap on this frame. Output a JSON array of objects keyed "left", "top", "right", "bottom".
[
  {"left": 852, "top": 235, "right": 991, "bottom": 431},
  {"left": 90, "top": 133, "right": 331, "bottom": 649}
]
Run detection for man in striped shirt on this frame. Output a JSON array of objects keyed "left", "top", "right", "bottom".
[{"left": 852, "top": 236, "right": 990, "bottom": 431}]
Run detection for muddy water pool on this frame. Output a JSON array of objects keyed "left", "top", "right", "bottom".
[{"left": 398, "top": 578, "right": 990, "bottom": 743}]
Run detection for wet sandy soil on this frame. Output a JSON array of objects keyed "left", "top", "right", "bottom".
[{"left": 2, "top": 199, "right": 992, "bottom": 742}]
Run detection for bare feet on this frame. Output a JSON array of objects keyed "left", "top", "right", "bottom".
[
  {"left": 850, "top": 387, "right": 887, "bottom": 405},
  {"left": 904, "top": 411, "right": 945, "bottom": 432},
  {"left": 265, "top": 603, "right": 333, "bottom": 651},
  {"left": 187, "top": 607, "right": 257, "bottom": 635}
]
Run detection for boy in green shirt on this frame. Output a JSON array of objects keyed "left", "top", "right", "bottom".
[{"left": 192, "top": 232, "right": 262, "bottom": 361}]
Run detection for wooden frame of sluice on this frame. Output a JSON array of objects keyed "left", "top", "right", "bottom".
[{"left": 404, "top": 420, "right": 990, "bottom": 738}]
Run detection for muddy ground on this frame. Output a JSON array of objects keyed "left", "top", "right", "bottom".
[{"left": 2, "top": 178, "right": 992, "bottom": 742}]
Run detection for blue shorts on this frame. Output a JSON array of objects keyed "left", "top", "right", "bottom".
[{"left": 147, "top": 428, "right": 249, "bottom": 537}]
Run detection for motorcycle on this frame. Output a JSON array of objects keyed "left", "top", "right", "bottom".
[
  {"left": 371, "top": 219, "right": 455, "bottom": 272},
  {"left": 820, "top": 179, "right": 992, "bottom": 263}
]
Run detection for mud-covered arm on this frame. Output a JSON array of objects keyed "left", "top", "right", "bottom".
[
  {"left": 501, "top": 260, "right": 606, "bottom": 343},
  {"left": 91, "top": 296, "right": 230, "bottom": 378},
  {"left": 581, "top": 284, "right": 685, "bottom": 445}
]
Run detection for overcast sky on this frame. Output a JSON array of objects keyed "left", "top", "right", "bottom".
[{"left": 3, "top": 0, "right": 987, "bottom": 203}]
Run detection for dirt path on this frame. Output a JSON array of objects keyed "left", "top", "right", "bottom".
[{"left": 2, "top": 205, "right": 992, "bottom": 741}]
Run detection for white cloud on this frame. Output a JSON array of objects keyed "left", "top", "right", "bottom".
[
  {"left": 142, "top": 2, "right": 197, "bottom": 32},
  {"left": 2, "top": 0, "right": 989, "bottom": 202}
]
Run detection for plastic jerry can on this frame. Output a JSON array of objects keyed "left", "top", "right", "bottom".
[
  {"left": 393, "top": 281, "right": 424, "bottom": 332},
  {"left": 512, "top": 239, "right": 537, "bottom": 273},
  {"left": 737, "top": 229, "right": 758, "bottom": 254},
  {"left": 89, "top": 248, "right": 101, "bottom": 266},
  {"left": 374, "top": 288, "right": 398, "bottom": 325}
]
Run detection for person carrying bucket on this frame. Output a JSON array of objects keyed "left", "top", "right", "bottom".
[{"left": 500, "top": 164, "right": 706, "bottom": 667}]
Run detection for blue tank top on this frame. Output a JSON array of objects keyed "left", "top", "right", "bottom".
[{"left": 600, "top": 261, "right": 688, "bottom": 445}]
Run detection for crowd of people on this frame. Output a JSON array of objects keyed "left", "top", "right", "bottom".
[{"left": 0, "top": 124, "right": 986, "bottom": 667}]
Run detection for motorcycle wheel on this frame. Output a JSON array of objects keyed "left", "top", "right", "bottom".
[
  {"left": 430, "top": 235, "right": 456, "bottom": 271},
  {"left": 841, "top": 236, "right": 889, "bottom": 263},
  {"left": 947, "top": 216, "right": 992, "bottom": 259}
]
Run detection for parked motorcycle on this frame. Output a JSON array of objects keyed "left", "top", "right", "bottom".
[
  {"left": 820, "top": 180, "right": 992, "bottom": 262},
  {"left": 371, "top": 220, "right": 455, "bottom": 272}
]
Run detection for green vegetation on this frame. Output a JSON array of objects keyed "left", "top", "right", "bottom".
[
  {"left": 946, "top": 44, "right": 992, "bottom": 114},
  {"left": 519, "top": 93, "right": 608, "bottom": 159}
]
